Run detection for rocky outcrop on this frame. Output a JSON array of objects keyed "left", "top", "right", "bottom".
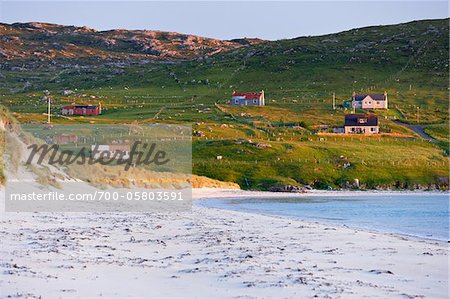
[
  {"left": 269, "top": 185, "right": 308, "bottom": 193},
  {"left": 0, "top": 22, "right": 266, "bottom": 61}
]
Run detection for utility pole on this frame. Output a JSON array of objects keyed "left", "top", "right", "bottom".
[
  {"left": 47, "top": 97, "right": 51, "bottom": 124},
  {"left": 332, "top": 92, "right": 336, "bottom": 110},
  {"left": 417, "top": 107, "right": 420, "bottom": 124}
]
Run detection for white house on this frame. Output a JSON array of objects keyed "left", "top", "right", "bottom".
[
  {"left": 351, "top": 92, "right": 388, "bottom": 110},
  {"left": 232, "top": 91, "right": 265, "bottom": 106},
  {"left": 344, "top": 114, "right": 379, "bottom": 134}
]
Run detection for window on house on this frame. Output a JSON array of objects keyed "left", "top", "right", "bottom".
[
  {"left": 358, "top": 118, "right": 367, "bottom": 124},
  {"left": 371, "top": 128, "right": 376, "bottom": 132},
  {"left": 253, "top": 99, "right": 257, "bottom": 103},
  {"left": 235, "top": 99, "right": 239, "bottom": 104}
]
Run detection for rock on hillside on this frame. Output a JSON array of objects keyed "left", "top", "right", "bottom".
[{"left": 0, "top": 22, "right": 266, "bottom": 61}]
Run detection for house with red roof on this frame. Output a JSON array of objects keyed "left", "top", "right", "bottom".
[
  {"left": 52, "top": 134, "right": 79, "bottom": 144},
  {"left": 61, "top": 105, "right": 101, "bottom": 116},
  {"left": 232, "top": 90, "right": 265, "bottom": 106},
  {"left": 351, "top": 91, "right": 388, "bottom": 110}
]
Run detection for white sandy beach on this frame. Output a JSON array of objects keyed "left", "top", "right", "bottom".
[{"left": 0, "top": 188, "right": 448, "bottom": 299}]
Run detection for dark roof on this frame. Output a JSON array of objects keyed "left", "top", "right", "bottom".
[
  {"left": 344, "top": 114, "right": 378, "bottom": 126},
  {"left": 354, "top": 94, "right": 386, "bottom": 101}
]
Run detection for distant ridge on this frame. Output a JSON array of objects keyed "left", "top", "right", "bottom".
[
  {"left": 0, "top": 22, "right": 266, "bottom": 61},
  {"left": 1, "top": 19, "right": 447, "bottom": 63}
]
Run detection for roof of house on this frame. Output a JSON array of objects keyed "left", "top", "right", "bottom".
[
  {"left": 109, "top": 144, "right": 131, "bottom": 151},
  {"left": 62, "top": 105, "right": 98, "bottom": 109},
  {"left": 353, "top": 94, "right": 386, "bottom": 101},
  {"left": 344, "top": 114, "right": 378, "bottom": 126},
  {"left": 232, "top": 92, "right": 263, "bottom": 100}
]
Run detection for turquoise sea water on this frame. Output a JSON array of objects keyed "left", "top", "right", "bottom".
[{"left": 197, "top": 193, "right": 449, "bottom": 241}]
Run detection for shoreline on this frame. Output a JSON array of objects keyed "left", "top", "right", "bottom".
[
  {"left": 193, "top": 188, "right": 449, "bottom": 244},
  {"left": 192, "top": 187, "right": 448, "bottom": 200},
  {"left": 201, "top": 204, "right": 448, "bottom": 245}
]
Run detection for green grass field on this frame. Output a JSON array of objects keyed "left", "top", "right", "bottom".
[{"left": 193, "top": 138, "right": 448, "bottom": 190}]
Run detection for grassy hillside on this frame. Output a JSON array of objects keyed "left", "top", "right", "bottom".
[{"left": 0, "top": 19, "right": 448, "bottom": 190}]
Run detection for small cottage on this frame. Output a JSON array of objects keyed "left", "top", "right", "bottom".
[
  {"left": 232, "top": 91, "right": 265, "bottom": 106},
  {"left": 91, "top": 144, "right": 131, "bottom": 159},
  {"left": 344, "top": 114, "right": 379, "bottom": 134},
  {"left": 62, "top": 105, "right": 101, "bottom": 116},
  {"left": 351, "top": 92, "right": 388, "bottom": 109},
  {"left": 51, "top": 134, "right": 78, "bottom": 144}
]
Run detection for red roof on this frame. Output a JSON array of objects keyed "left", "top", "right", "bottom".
[
  {"left": 232, "top": 92, "right": 262, "bottom": 99},
  {"left": 62, "top": 105, "right": 98, "bottom": 110}
]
